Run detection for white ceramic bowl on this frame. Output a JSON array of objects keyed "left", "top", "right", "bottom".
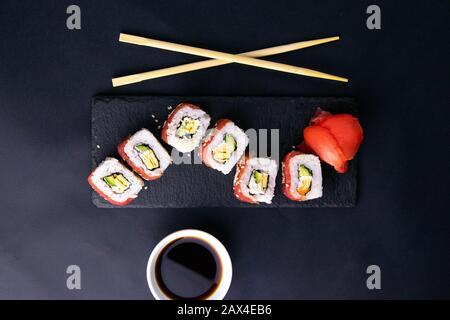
[{"left": 146, "top": 229, "right": 233, "bottom": 300}]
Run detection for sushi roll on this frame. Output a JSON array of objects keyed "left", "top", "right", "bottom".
[
  {"left": 282, "top": 151, "right": 322, "bottom": 201},
  {"left": 88, "top": 157, "right": 144, "bottom": 206},
  {"left": 161, "top": 102, "right": 211, "bottom": 153},
  {"left": 118, "top": 128, "right": 172, "bottom": 180},
  {"left": 200, "top": 119, "right": 249, "bottom": 174},
  {"left": 233, "top": 155, "right": 278, "bottom": 204}
]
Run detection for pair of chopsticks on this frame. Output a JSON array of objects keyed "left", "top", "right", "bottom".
[{"left": 112, "top": 33, "right": 347, "bottom": 87}]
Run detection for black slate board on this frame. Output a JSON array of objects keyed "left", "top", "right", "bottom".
[{"left": 92, "top": 96, "right": 358, "bottom": 208}]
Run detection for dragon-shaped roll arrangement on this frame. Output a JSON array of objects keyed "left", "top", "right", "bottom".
[{"left": 88, "top": 102, "right": 363, "bottom": 206}]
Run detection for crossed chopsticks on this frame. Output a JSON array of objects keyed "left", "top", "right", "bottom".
[{"left": 112, "top": 33, "right": 347, "bottom": 87}]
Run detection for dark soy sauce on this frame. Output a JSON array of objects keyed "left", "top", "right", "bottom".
[{"left": 155, "top": 237, "right": 222, "bottom": 300}]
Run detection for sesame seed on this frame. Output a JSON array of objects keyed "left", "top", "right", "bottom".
[
  {"left": 157, "top": 125, "right": 161, "bottom": 129},
  {"left": 144, "top": 186, "right": 148, "bottom": 190},
  {"left": 151, "top": 114, "right": 155, "bottom": 118},
  {"left": 96, "top": 145, "right": 101, "bottom": 149}
]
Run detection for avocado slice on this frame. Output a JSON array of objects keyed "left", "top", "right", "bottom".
[
  {"left": 251, "top": 170, "right": 269, "bottom": 193},
  {"left": 103, "top": 173, "right": 130, "bottom": 194},
  {"left": 253, "top": 170, "right": 262, "bottom": 183},
  {"left": 115, "top": 174, "right": 129, "bottom": 187},
  {"left": 299, "top": 165, "right": 313, "bottom": 177},
  {"left": 103, "top": 175, "right": 117, "bottom": 187},
  {"left": 297, "top": 165, "right": 313, "bottom": 196},
  {"left": 224, "top": 134, "right": 237, "bottom": 151},
  {"left": 135, "top": 144, "right": 151, "bottom": 153},
  {"left": 135, "top": 144, "right": 159, "bottom": 170}
]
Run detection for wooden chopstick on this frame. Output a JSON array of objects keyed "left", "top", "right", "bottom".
[
  {"left": 114, "top": 33, "right": 348, "bottom": 86},
  {"left": 112, "top": 36, "right": 340, "bottom": 87}
]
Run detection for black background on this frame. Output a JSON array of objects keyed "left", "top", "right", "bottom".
[{"left": 0, "top": 0, "right": 448, "bottom": 299}]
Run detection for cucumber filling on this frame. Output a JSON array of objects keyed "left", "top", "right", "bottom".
[
  {"left": 103, "top": 173, "right": 130, "bottom": 194},
  {"left": 297, "top": 165, "right": 313, "bottom": 196},
  {"left": 175, "top": 116, "right": 200, "bottom": 139},
  {"left": 135, "top": 144, "right": 160, "bottom": 171},
  {"left": 212, "top": 134, "right": 237, "bottom": 164},
  {"left": 248, "top": 169, "right": 269, "bottom": 195}
]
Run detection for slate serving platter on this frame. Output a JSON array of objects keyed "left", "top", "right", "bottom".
[{"left": 91, "top": 96, "right": 358, "bottom": 208}]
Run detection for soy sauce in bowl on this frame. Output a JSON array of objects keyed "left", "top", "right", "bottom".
[{"left": 154, "top": 237, "right": 222, "bottom": 300}]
